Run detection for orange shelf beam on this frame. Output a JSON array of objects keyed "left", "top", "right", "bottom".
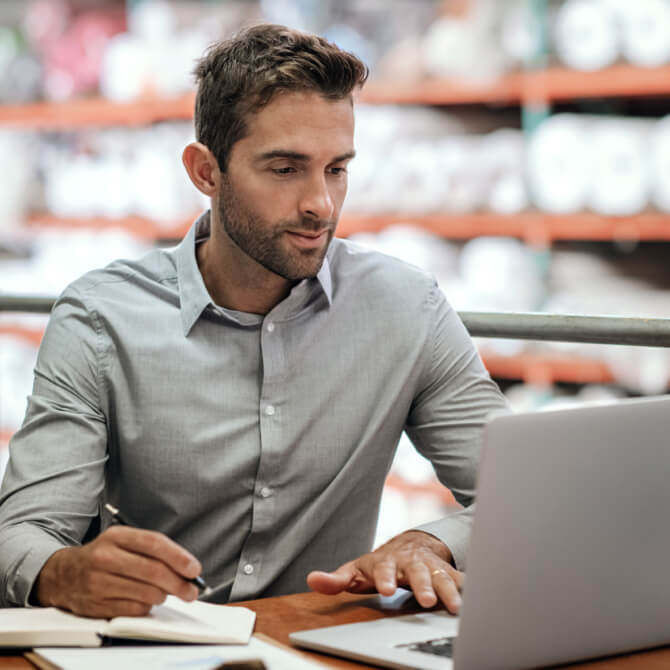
[
  {"left": 0, "top": 93, "right": 195, "bottom": 130},
  {"left": 384, "top": 472, "right": 459, "bottom": 507},
  {"left": 338, "top": 211, "right": 670, "bottom": 244},
  {"left": 24, "top": 211, "right": 670, "bottom": 243},
  {"left": 482, "top": 352, "right": 614, "bottom": 386},
  {"left": 2, "top": 64, "right": 670, "bottom": 130},
  {"left": 360, "top": 63, "right": 670, "bottom": 105},
  {"left": 0, "top": 323, "right": 44, "bottom": 347},
  {"left": 25, "top": 213, "right": 192, "bottom": 240}
]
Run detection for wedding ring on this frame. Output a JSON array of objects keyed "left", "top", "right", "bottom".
[{"left": 431, "top": 569, "right": 448, "bottom": 577}]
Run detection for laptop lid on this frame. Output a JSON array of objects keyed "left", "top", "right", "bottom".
[
  {"left": 454, "top": 394, "right": 670, "bottom": 669},
  {"left": 291, "top": 395, "right": 670, "bottom": 669}
]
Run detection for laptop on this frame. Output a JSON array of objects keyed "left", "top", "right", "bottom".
[{"left": 291, "top": 395, "right": 670, "bottom": 670}]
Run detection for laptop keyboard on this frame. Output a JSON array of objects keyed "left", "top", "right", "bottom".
[{"left": 396, "top": 636, "right": 455, "bottom": 658}]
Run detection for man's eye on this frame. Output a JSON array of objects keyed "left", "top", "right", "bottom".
[
  {"left": 329, "top": 167, "right": 348, "bottom": 175},
  {"left": 272, "top": 167, "right": 295, "bottom": 175}
]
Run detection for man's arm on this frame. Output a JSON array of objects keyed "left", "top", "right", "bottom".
[
  {"left": 309, "top": 284, "right": 508, "bottom": 613},
  {"left": 0, "top": 286, "right": 202, "bottom": 614}
]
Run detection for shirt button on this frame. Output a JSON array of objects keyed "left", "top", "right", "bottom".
[
  {"left": 259, "top": 487, "right": 272, "bottom": 498},
  {"left": 243, "top": 563, "right": 254, "bottom": 575},
  {"left": 266, "top": 322, "right": 275, "bottom": 332},
  {"left": 264, "top": 404, "right": 275, "bottom": 416}
]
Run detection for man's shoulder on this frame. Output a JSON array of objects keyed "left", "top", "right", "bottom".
[
  {"left": 60, "top": 246, "right": 177, "bottom": 307},
  {"left": 328, "top": 237, "right": 435, "bottom": 296}
]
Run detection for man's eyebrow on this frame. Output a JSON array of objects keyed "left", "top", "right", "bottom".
[{"left": 257, "top": 149, "right": 356, "bottom": 162}]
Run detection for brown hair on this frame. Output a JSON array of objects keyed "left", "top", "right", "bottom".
[{"left": 193, "top": 23, "right": 368, "bottom": 171}]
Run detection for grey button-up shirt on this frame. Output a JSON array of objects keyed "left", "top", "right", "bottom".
[{"left": 0, "top": 212, "right": 507, "bottom": 607}]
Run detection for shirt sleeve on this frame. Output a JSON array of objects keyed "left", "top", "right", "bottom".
[
  {"left": 0, "top": 285, "right": 108, "bottom": 606},
  {"left": 405, "top": 284, "right": 509, "bottom": 570}
]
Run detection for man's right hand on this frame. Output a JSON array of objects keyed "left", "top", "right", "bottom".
[{"left": 33, "top": 525, "right": 202, "bottom": 617}]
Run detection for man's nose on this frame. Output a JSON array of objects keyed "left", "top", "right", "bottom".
[{"left": 300, "top": 174, "right": 335, "bottom": 222}]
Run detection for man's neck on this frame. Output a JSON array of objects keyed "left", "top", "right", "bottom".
[{"left": 196, "top": 237, "right": 293, "bottom": 315}]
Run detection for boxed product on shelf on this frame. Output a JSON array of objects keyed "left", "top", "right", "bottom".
[{"left": 554, "top": 0, "right": 670, "bottom": 70}]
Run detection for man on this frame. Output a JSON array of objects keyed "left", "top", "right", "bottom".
[{"left": 0, "top": 24, "right": 507, "bottom": 617}]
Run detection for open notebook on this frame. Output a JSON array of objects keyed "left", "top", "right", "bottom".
[{"left": 0, "top": 595, "right": 255, "bottom": 648}]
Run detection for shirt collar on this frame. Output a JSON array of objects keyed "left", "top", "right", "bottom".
[{"left": 175, "top": 211, "right": 333, "bottom": 336}]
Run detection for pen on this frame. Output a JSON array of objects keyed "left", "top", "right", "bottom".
[
  {"left": 104, "top": 502, "right": 213, "bottom": 596},
  {"left": 212, "top": 661, "right": 267, "bottom": 670}
]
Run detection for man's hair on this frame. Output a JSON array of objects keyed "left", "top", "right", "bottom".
[{"left": 193, "top": 23, "right": 368, "bottom": 171}]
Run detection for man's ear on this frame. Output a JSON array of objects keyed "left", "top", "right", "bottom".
[{"left": 182, "top": 142, "right": 219, "bottom": 196}]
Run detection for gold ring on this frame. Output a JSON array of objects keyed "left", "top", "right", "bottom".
[{"left": 431, "top": 569, "right": 447, "bottom": 577}]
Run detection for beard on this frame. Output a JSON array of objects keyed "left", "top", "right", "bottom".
[{"left": 216, "top": 175, "right": 336, "bottom": 282}]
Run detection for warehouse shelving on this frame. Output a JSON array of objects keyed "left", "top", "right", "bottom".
[
  {"left": 3, "top": 64, "right": 670, "bottom": 130},
  {"left": 22, "top": 211, "right": 670, "bottom": 244},
  {"left": 3, "top": 62, "right": 670, "bottom": 400}
]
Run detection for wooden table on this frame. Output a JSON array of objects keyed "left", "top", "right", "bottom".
[{"left": 3, "top": 590, "right": 670, "bottom": 669}]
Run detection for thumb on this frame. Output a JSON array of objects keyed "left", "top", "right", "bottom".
[{"left": 307, "top": 561, "right": 369, "bottom": 595}]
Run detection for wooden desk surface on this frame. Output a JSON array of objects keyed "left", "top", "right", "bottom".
[{"left": 3, "top": 591, "right": 670, "bottom": 669}]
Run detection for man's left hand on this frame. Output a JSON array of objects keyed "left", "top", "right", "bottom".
[{"left": 307, "top": 530, "right": 463, "bottom": 613}]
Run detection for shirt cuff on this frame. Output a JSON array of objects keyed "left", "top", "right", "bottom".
[
  {"left": 414, "top": 506, "right": 473, "bottom": 572},
  {"left": 1, "top": 527, "right": 67, "bottom": 607}
]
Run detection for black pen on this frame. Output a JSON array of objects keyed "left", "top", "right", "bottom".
[{"left": 104, "top": 502, "right": 213, "bottom": 596}]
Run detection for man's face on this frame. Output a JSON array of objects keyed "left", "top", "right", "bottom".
[{"left": 216, "top": 91, "right": 355, "bottom": 282}]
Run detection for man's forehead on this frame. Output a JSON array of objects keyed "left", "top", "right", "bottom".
[
  {"left": 244, "top": 90, "right": 355, "bottom": 132},
  {"left": 238, "top": 92, "right": 356, "bottom": 160}
]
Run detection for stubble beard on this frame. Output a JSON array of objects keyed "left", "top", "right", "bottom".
[{"left": 217, "top": 176, "right": 335, "bottom": 282}]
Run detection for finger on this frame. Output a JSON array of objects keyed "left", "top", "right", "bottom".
[
  {"left": 106, "top": 548, "right": 198, "bottom": 601},
  {"left": 105, "top": 526, "right": 202, "bottom": 580},
  {"left": 67, "top": 571, "right": 167, "bottom": 617},
  {"left": 307, "top": 562, "right": 375, "bottom": 595},
  {"left": 68, "top": 592, "right": 156, "bottom": 619},
  {"left": 371, "top": 559, "right": 399, "bottom": 596},
  {"left": 86, "top": 536, "right": 199, "bottom": 601},
  {"left": 404, "top": 562, "right": 438, "bottom": 608},
  {"left": 431, "top": 568, "right": 462, "bottom": 615}
]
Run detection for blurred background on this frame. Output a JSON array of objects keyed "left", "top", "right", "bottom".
[{"left": 1, "top": 0, "right": 670, "bottom": 544}]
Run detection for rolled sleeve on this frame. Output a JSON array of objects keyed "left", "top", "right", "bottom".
[
  {"left": 0, "top": 285, "right": 108, "bottom": 606},
  {"left": 406, "top": 286, "right": 509, "bottom": 570}
]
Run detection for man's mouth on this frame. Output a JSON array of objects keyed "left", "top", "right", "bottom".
[{"left": 285, "top": 229, "right": 330, "bottom": 249}]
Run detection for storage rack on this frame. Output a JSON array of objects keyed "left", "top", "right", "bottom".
[{"left": 3, "top": 60, "right": 670, "bottom": 387}]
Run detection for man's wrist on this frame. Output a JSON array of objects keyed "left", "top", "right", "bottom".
[{"left": 32, "top": 548, "right": 68, "bottom": 607}]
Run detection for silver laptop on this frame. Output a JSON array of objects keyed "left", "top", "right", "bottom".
[{"left": 291, "top": 395, "right": 670, "bottom": 670}]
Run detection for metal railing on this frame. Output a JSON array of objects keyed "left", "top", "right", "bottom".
[{"left": 2, "top": 294, "right": 670, "bottom": 347}]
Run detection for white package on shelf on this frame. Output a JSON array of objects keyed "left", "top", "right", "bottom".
[
  {"left": 553, "top": 0, "right": 620, "bottom": 71},
  {"left": 499, "top": 0, "right": 541, "bottom": 68},
  {"left": 0, "top": 131, "right": 33, "bottom": 234},
  {"left": 422, "top": 14, "right": 505, "bottom": 82},
  {"left": 480, "top": 128, "right": 528, "bottom": 214},
  {"left": 527, "top": 114, "right": 592, "bottom": 214},
  {"left": 458, "top": 236, "right": 545, "bottom": 313},
  {"left": 617, "top": 0, "right": 670, "bottom": 67},
  {"left": 545, "top": 249, "right": 670, "bottom": 393},
  {"left": 587, "top": 119, "right": 651, "bottom": 216},
  {"left": 100, "top": 33, "right": 150, "bottom": 102},
  {"left": 0, "top": 335, "right": 38, "bottom": 434}
]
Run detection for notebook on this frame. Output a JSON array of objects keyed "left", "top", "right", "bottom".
[
  {"left": 1, "top": 595, "right": 255, "bottom": 648},
  {"left": 291, "top": 395, "right": 670, "bottom": 670},
  {"left": 26, "top": 636, "right": 329, "bottom": 670}
]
